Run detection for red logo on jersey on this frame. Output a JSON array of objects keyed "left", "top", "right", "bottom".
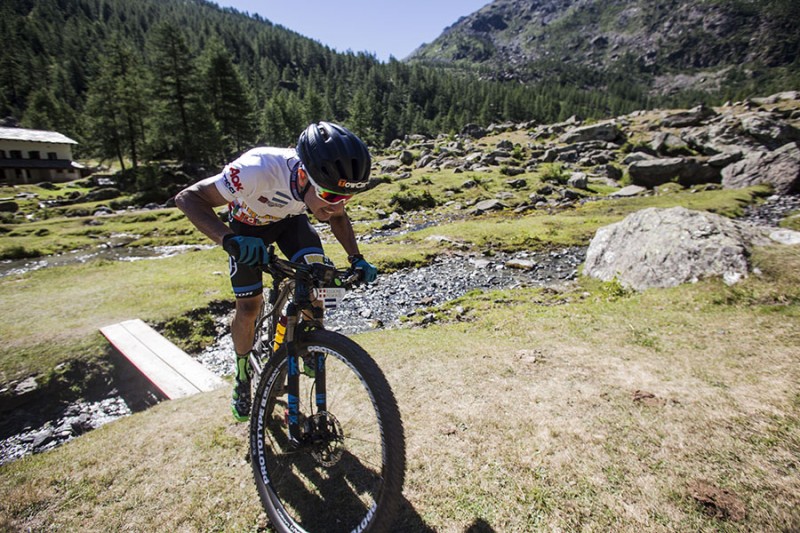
[{"left": 229, "top": 167, "right": 243, "bottom": 192}]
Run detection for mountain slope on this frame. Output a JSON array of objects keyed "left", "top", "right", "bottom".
[{"left": 409, "top": 0, "right": 799, "bottom": 94}]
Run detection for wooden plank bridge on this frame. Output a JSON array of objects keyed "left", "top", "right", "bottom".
[{"left": 101, "top": 319, "right": 224, "bottom": 400}]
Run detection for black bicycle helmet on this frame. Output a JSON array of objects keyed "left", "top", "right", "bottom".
[{"left": 296, "top": 122, "right": 371, "bottom": 195}]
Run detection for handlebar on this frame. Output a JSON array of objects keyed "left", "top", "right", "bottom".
[{"left": 259, "top": 245, "right": 364, "bottom": 289}]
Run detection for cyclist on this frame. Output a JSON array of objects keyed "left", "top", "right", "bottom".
[{"left": 175, "top": 121, "right": 378, "bottom": 421}]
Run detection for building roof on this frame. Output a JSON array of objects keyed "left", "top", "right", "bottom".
[{"left": 0, "top": 127, "right": 78, "bottom": 145}]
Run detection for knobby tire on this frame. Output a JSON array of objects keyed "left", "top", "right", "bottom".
[{"left": 249, "top": 330, "right": 405, "bottom": 533}]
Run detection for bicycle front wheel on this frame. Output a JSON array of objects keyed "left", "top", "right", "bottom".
[{"left": 250, "top": 330, "right": 405, "bottom": 533}]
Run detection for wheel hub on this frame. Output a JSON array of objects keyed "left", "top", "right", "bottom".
[{"left": 304, "top": 411, "right": 344, "bottom": 467}]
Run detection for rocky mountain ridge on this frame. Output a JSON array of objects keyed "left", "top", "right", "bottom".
[{"left": 409, "top": 0, "right": 798, "bottom": 94}]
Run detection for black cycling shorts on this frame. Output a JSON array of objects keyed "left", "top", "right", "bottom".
[{"left": 228, "top": 215, "right": 327, "bottom": 299}]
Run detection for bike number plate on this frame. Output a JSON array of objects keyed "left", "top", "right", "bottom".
[{"left": 314, "top": 287, "right": 346, "bottom": 309}]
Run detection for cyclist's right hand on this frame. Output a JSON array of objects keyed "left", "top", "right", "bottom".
[{"left": 222, "top": 234, "right": 270, "bottom": 267}]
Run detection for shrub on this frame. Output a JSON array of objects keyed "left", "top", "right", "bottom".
[
  {"left": 389, "top": 190, "right": 437, "bottom": 212},
  {"left": 0, "top": 245, "right": 42, "bottom": 260},
  {"left": 539, "top": 163, "right": 567, "bottom": 184}
]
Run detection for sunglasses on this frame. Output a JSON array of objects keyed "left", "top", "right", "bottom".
[
  {"left": 302, "top": 169, "right": 353, "bottom": 205},
  {"left": 314, "top": 187, "right": 353, "bottom": 205}
]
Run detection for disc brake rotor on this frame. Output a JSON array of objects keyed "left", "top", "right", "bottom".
[{"left": 306, "top": 412, "right": 344, "bottom": 467}]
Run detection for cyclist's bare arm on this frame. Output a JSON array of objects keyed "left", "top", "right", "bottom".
[
  {"left": 175, "top": 177, "right": 231, "bottom": 245},
  {"left": 328, "top": 212, "right": 360, "bottom": 258}
]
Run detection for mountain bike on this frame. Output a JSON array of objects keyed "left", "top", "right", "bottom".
[{"left": 246, "top": 249, "right": 405, "bottom": 533}]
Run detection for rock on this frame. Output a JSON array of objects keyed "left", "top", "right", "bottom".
[
  {"left": 380, "top": 217, "right": 402, "bottom": 230},
  {"left": 93, "top": 176, "right": 117, "bottom": 187},
  {"left": 769, "top": 229, "right": 800, "bottom": 245},
  {"left": 628, "top": 157, "right": 686, "bottom": 188},
  {"left": 661, "top": 104, "right": 717, "bottom": 127},
  {"left": 506, "top": 259, "right": 536, "bottom": 270},
  {"left": 488, "top": 122, "right": 515, "bottom": 134},
  {"left": 85, "top": 187, "right": 121, "bottom": 202},
  {"left": 461, "top": 123, "right": 487, "bottom": 139},
  {"left": 416, "top": 154, "right": 436, "bottom": 168},
  {"left": 558, "top": 188, "right": 581, "bottom": 201},
  {"left": 739, "top": 114, "right": 800, "bottom": 149},
  {"left": 622, "top": 151, "right": 656, "bottom": 165},
  {"left": 500, "top": 166, "right": 525, "bottom": 176},
  {"left": 584, "top": 207, "right": 763, "bottom": 290},
  {"left": 610, "top": 185, "right": 647, "bottom": 197},
  {"left": 505, "top": 178, "right": 527, "bottom": 189},
  {"left": 559, "top": 120, "right": 622, "bottom": 144},
  {"left": 750, "top": 91, "right": 800, "bottom": 105},
  {"left": 472, "top": 199, "right": 507, "bottom": 213},
  {"left": 567, "top": 172, "right": 588, "bottom": 189},
  {"left": 14, "top": 376, "right": 39, "bottom": 395},
  {"left": 31, "top": 428, "right": 56, "bottom": 450},
  {"left": 399, "top": 151, "right": 414, "bottom": 166},
  {"left": 678, "top": 159, "right": 721, "bottom": 186},
  {"left": 528, "top": 193, "right": 547, "bottom": 204},
  {"left": 379, "top": 159, "right": 402, "bottom": 174},
  {"left": 721, "top": 142, "right": 800, "bottom": 194},
  {"left": 651, "top": 132, "right": 690, "bottom": 155},
  {"left": 708, "top": 151, "right": 742, "bottom": 167},
  {"left": 600, "top": 164, "right": 623, "bottom": 182},
  {"left": 0, "top": 201, "right": 19, "bottom": 213}
]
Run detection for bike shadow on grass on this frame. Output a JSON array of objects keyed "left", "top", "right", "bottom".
[
  {"left": 260, "top": 410, "right": 437, "bottom": 532},
  {"left": 257, "top": 403, "right": 495, "bottom": 532}
]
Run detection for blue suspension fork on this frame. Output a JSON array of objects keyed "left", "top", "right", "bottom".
[
  {"left": 285, "top": 303, "right": 302, "bottom": 446},
  {"left": 285, "top": 302, "right": 328, "bottom": 446}
]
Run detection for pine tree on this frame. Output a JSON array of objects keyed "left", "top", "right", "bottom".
[
  {"left": 147, "top": 22, "right": 212, "bottom": 164},
  {"left": 199, "top": 38, "right": 258, "bottom": 161}
]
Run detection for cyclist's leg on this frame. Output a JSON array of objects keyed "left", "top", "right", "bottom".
[
  {"left": 228, "top": 219, "right": 285, "bottom": 420},
  {"left": 228, "top": 255, "right": 264, "bottom": 421}
]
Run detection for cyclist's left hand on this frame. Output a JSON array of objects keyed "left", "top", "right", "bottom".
[{"left": 350, "top": 255, "right": 378, "bottom": 283}]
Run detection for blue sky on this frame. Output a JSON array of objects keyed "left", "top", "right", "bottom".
[{"left": 213, "top": 0, "right": 490, "bottom": 62}]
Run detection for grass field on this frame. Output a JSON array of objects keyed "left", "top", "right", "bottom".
[
  {"left": 0, "top": 164, "right": 798, "bottom": 531},
  {"left": 0, "top": 246, "right": 797, "bottom": 531}
]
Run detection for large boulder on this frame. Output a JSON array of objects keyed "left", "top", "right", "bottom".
[
  {"left": 628, "top": 157, "right": 720, "bottom": 188},
  {"left": 628, "top": 158, "right": 687, "bottom": 188},
  {"left": 559, "top": 120, "right": 622, "bottom": 144},
  {"left": 583, "top": 207, "right": 766, "bottom": 290},
  {"left": 721, "top": 142, "right": 800, "bottom": 194},
  {"left": 660, "top": 104, "right": 717, "bottom": 128},
  {"left": 739, "top": 113, "right": 800, "bottom": 149}
]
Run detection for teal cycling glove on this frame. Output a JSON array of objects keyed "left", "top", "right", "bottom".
[
  {"left": 349, "top": 254, "right": 378, "bottom": 283},
  {"left": 222, "top": 234, "right": 270, "bottom": 267}
]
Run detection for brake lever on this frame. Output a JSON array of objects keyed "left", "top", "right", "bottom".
[{"left": 341, "top": 267, "right": 364, "bottom": 288}]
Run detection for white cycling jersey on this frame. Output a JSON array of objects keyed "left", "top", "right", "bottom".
[{"left": 213, "top": 147, "right": 307, "bottom": 226}]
